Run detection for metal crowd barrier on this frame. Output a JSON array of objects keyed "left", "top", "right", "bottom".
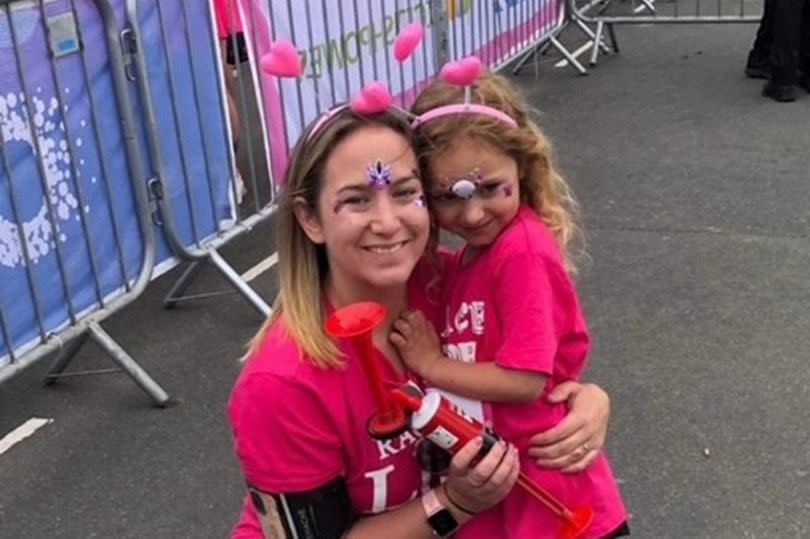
[
  {"left": 569, "top": 0, "right": 763, "bottom": 67},
  {"left": 0, "top": 0, "right": 168, "bottom": 405},
  {"left": 125, "top": 0, "right": 275, "bottom": 317}
]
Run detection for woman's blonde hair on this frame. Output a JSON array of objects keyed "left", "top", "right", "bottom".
[
  {"left": 411, "top": 72, "right": 584, "bottom": 273},
  {"left": 247, "top": 108, "right": 419, "bottom": 368}
]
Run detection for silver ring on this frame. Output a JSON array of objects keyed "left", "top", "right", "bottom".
[{"left": 581, "top": 441, "right": 591, "bottom": 453}]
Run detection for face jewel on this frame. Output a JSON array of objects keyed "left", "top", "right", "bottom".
[
  {"left": 367, "top": 159, "right": 393, "bottom": 189},
  {"left": 446, "top": 168, "right": 481, "bottom": 200},
  {"left": 451, "top": 179, "right": 476, "bottom": 199}
]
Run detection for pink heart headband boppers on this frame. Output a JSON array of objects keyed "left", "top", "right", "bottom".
[
  {"left": 261, "top": 23, "right": 425, "bottom": 141},
  {"left": 410, "top": 55, "right": 517, "bottom": 129}
]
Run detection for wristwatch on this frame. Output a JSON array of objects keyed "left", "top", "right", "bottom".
[{"left": 422, "top": 489, "right": 459, "bottom": 537}]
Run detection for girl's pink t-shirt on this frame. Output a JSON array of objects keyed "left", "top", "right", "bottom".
[
  {"left": 440, "top": 206, "right": 627, "bottom": 539},
  {"left": 228, "top": 258, "right": 442, "bottom": 538}
]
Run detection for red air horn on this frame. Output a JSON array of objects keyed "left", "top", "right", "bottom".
[
  {"left": 325, "top": 302, "right": 593, "bottom": 539},
  {"left": 324, "top": 302, "right": 409, "bottom": 439}
]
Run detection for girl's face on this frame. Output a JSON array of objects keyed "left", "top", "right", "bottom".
[
  {"left": 295, "top": 125, "right": 429, "bottom": 294},
  {"left": 428, "top": 136, "right": 521, "bottom": 248}
]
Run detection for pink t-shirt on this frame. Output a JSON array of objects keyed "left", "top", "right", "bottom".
[
  {"left": 439, "top": 206, "right": 627, "bottom": 539},
  {"left": 228, "top": 258, "right": 442, "bottom": 538}
]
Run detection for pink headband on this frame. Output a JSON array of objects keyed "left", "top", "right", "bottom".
[
  {"left": 411, "top": 55, "right": 517, "bottom": 129},
  {"left": 411, "top": 104, "right": 517, "bottom": 128}
]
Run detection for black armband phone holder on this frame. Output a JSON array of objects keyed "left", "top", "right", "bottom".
[{"left": 248, "top": 476, "right": 354, "bottom": 539}]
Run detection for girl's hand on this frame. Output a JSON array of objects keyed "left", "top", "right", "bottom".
[
  {"left": 443, "top": 437, "right": 520, "bottom": 514},
  {"left": 389, "top": 310, "right": 443, "bottom": 379},
  {"left": 527, "top": 382, "right": 610, "bottom": 473}
]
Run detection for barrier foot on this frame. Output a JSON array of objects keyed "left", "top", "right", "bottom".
[
  {"left": 550, "top": 36, "right": 589, "bottom": 75},
  {"left": 511, "top": 40, "right": 546, "bottom": 76},
  {"left": 208, "top": 248, "right": 272, "bottom": 318},
  {"left": 88, "top": 322, "right": 172, "bottom": 407},
  {"left": 608, "top": 23, "right": 620, "bottom": 53},
  {"left": 574, "top": 18, "right": 611, "bottom": 54},
  {"left": 163, "top": 261, "right": 205, "bottom": 309},
  {"left": 590, "top": 21, "right": 605, "bottom": 65},
  {"left": 43, "top": 333, "right": 89, "bottom": 386}
]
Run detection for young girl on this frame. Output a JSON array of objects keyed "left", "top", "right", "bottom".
[{"left": 390, "top": 72, "right": 629, "bottom": 538}]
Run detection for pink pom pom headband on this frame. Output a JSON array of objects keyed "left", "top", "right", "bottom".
[{"left": 260, "top": 23, "right": 516, "bottom": 142}]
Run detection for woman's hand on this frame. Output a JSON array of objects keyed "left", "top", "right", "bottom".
[
  {"left": 527, "top": 382, "right": 611, "bottom": 473},
  {"left": 389, "top": 310, "right": 443, "bottom": 379},
  {"left": 443, "top": 437, "right": 520, "bottom": 514}
]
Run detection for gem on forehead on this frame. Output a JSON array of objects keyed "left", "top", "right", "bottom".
[
  {"left": 367, "top": 159, "right": 392, "bottom": 189},
  {"left": 451, "top": 179, "right": 476, "bottom": 199}
]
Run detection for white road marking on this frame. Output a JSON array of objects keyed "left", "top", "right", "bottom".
[
  {"left": 554, "top": 41, "right": 594, "bottom": 68},
  {"left": 240, "top": 253, "right": 278, "bottom": 283},
  {"left": 0, "top": 418, "right": 53, "bottom": 455}
]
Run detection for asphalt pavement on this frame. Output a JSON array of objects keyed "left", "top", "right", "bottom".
[{"left": 1, "top": 21, "right": 809, "bottom": 539}]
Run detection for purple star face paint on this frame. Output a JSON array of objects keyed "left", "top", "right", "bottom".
[
  {"left": 367, "top": 159, "right": 392, "bottom": 189},
  {"left": 414, "top": 195, "right": 427, "bottom": 208},
  {"left": 503, "top": 185, "right": 513, "bottom": 197}
]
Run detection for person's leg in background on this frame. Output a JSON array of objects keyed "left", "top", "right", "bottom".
[
  {"left": 746, "top": 0, "right": 776, "bottom": 78},
  {"left": 763, "top": 0, "right": 803, "bottom": 101},
  {"left": 214, "top": 0, "right": 247, "bottom": 203}
]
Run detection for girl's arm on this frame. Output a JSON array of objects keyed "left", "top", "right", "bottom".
[{"left": 390, "top": 310, "right": 547, "bottom": 403}]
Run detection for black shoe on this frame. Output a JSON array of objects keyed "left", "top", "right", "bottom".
[
  {"left": 799, "top": 75, "right": 810, "bottom": 93},
  {"left": 762, "top": 81, "right": 797, "bottom": 102}
]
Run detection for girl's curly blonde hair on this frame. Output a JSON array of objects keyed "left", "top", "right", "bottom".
[{"left": 411, "top": 72, "right": 584, "bottom": 274}]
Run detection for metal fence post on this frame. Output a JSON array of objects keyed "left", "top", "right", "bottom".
[{"left": 429, "top": 0, "right": 450, "bottom": 68}]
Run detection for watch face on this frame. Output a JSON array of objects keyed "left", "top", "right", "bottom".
[{"left": 428, "top": 508, "right": 458, "bottom": 536}]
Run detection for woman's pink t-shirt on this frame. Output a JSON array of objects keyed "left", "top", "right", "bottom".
[
  {"left": 440, "top": 206, "right": 627, "bottom": 539},
  {"left": 228, "top": 258, "right": 442, "bottom": 538}
]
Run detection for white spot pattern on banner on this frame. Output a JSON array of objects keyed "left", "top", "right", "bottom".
[{"left": 0, "top": 90, "right": 87, "bottom": 268}]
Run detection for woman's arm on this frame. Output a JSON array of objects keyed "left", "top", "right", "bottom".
[
  {"left": 348, "top": 436, "right": 520, "bottom": 539},
  {"left": 390, "top": 310, "right": 547, "bottom": 403},
  {"left": 527, "top": 381, "right": 611, "bottom": 473}
]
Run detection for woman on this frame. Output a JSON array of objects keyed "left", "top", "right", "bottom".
[{"left": 228, "top": 106, "right": 611, "bottom": 538}]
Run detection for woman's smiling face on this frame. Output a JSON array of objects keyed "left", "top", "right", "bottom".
[{"left": 295, "top": 125, "right": 430, "bottom": 292}]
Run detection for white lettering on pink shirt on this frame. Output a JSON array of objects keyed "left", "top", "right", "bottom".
[{"left": 375, "top": 430, "right": 419, "bottom": 460}]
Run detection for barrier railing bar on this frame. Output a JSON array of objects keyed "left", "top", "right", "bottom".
[
  {"left": 38, "top": 1, "right": 106, "bottom": 309},
  {"left": 178, "top": 0, "right": 223, "bottom": 229},
  {"left": 5, "top": 0, "right": 170, "bottom": 406},
  {"left": 461, "top": 0, "right": 467, "bottom": 57},
  {"left": 69, "top": 0, "right": 131, "bottom": 291},
  {"left": 337, "top": 1, "right": 354, "bottom": 103},
  {"left": 243, "top": 0, "right": 278, "bottom": 204},
  {"left": 350, "top": 0, "right": 368, "bottom": 90},
  {"left": 367, "top": 0, "right": 380, "bottom": 82},
  {"left": 282, "top": 0, "right": 307, "bottom": 137},
  {"left": 266, "top": 0, "right": 292, "bottom": 162},
  {"left": 0, "top": 296, "right": 15, "bottom": 363},
  {"left": 320, "top": 0, "right": 338, "bottom": 105},
  {"left": 226, "top": 2, "right": 262, "bottom": 216},
  {"left": 9, "top": 4, "right": 79, "bottom": 324},
  {"left": 416, "top": 2, "right": 432, "bottom": 93},
  {"left": 205, "top": 1, "right": 243, "bottom": 219},
  {"left": 381, "top": 0, "right": 394, "bottom": 99},
  {"left": 126, "top": 0, "right": 274, "bottom": 318},
  {"left": 0, "top": 104, "right": 48, "bottom": 343},
  {"left": 303, "top": 0, "right": 322, "bottom": 114},
  {"left": 153, "top": 2, "right": 205, "bottom": 248}
]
